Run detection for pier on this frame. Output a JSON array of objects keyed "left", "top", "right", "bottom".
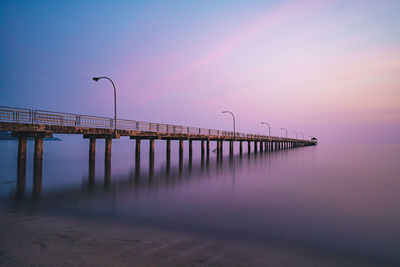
[{"left": 0, "top": 106, "right": 316, "bottom": 196}]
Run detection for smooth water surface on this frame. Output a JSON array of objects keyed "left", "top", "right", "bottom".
[{"left": 1, "top": 137, "right": 399, "bottom": 263}]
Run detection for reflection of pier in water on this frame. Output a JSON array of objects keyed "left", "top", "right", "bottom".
[{"left": 13, "top": 144, "right": 306, "bottom": 201}]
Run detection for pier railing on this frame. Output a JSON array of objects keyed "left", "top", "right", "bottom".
[{"left": 0, "top": 106, "right": 288, "bottom": 140}]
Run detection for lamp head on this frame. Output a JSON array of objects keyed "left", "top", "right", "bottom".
[
  {"left": 222, "top": 111, "right": 228, "bottom": 113},
  {"left": 92, "top": 77, "right": 100, "bottom": 82}
]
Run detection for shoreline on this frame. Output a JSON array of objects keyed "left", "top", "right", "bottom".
[{"left": 0, "top": 207, "right": 396, "bottom": 266}]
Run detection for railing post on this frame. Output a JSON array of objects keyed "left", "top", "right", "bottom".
[{"left": 75, "top": 115, "right": 80, "bottom": 127}]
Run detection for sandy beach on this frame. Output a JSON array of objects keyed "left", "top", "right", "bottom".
[{"left": 0, "top": 206, "right": 395, "bottom": 267}]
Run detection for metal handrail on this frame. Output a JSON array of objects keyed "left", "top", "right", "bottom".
[{"left": 0, "top": 105, "right": 304, "bottom": 140}]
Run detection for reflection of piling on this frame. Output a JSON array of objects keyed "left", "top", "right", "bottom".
[
  {"left": 88, "top": 157, "right": 95, "bottom": 189},
  {"left": 104, "top": 159, "right": 111, "bottom": 187}
]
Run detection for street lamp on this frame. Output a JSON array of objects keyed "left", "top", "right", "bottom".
[
  {"left": 293, "top": 130, "right": 298, "bottom": 139},
  {"left": 92, "top": 76, "right": 117, "bottom": 134},
  {"left": 261, "top": 122, "right": 271, "bottom": 136},
  {"left": 300, "top": 132, "right": 304, "bottom": 139},
  {"left": 222, "top": 111, "right": 236, "bottom": 139},
  {"left": 280, "top": 128, "right": 287, "bottom": 138}
]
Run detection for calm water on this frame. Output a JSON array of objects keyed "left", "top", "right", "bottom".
[{"left": 1, "top": 136, "right": 399, "bottom": 263}]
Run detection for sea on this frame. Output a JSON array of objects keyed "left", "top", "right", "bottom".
[{"left": 0, "top": 136, "right": 399, "bottom": 263}]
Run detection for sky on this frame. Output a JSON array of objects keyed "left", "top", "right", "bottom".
[{"left": 1, "top": 0, "right": 399, "bottom": 143}]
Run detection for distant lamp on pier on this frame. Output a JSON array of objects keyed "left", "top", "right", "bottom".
[
  {"left": 92, "top": 76, "right": 117, "bottom": 134},
  {"left": 280, "top": 128, "right": 287, "bottom": 138},
  {"left": 293, "top": 130, "right": 298, "bottom": 139},
  {"left": 300, "top": 132, "right": 304, "bottom": 139},
  {"left": 222, "top": 111, "right": 236, "bottom": 139},
  {"left": 261, "top": 122, "right": 271, "bottom": 137}
]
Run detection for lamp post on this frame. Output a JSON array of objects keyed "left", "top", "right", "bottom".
[
  {"left": 92, "top": 76, "right": 117, "bottom": 134},
  {"left": 300, "top": 132, "right": 304, "bottom": 139},
  {"left": 293, "top": 130, "right": 298, "bottom": 139},
  {"left": 261, "top": 122, "right": 271, "bottom": 136},
  {"left": 222, "top": 111, "right": 236, "bottom": 139},
  {"left": 280, "top": 128, "right": 287, "bottom": 138}
]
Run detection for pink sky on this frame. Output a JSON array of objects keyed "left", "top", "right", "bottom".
[{"left": 1, "top": 0, "right": 399, "bottom": 143}]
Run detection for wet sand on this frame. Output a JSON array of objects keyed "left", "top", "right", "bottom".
[{"left": 0, "top": 207, "right": 395, "bottom": 267}]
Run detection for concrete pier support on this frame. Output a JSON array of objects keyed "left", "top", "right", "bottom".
[
  {"left": 229, "top": 141, "right": 233, "bottom": 157},
  {"left": 206, "top": 139, "right": 210, "bottom": 161},
  {"left": 260, "top": 141, "right": 264, "bottom": 152},
  {"left": 201, "top": 140, "right": 205, "bottom": 159},
  {"left": 189, "top": 139, "right": 193, "bottom": 159},
  {"left": 18, "top": 137, "right": 27, "bottom": 170},
  {"left": 248, "top": 141, "right": 251, "bottom": 154},
  {"left": 135, "top": 138, "right": 141, "bottom": 160},
  {"left": 104, "top": 138, "right": 112, "bottom": 186},
  {"left": 166, "top": 139, "right": 171, "bottom": 163},
  {"left": 239, "top": 141, "right": 243, "bottom": 155},
  {"left": 179, "top": 139, "right": 184, "bottom": 161},
  {"left": 17, "top": 137, "right": 27, "bottom": 198},
  {"left": 134, "top": 138, "right": 141, "bottom": 178},
  {"left": 88, "top": 138, "right": 96, "bottom": 188},
  {"left": 105, "top": 138, "right": 112, "bottom": 162},
  {"left": 33, "top": 137, "right": 43, "bottom": 199},
  {"left": 149, "top": 139, "right": 155, "bottom": 163},
  {"left": 89, "top": 138, "right": 96, "bottom": 161},
  {"left": 34, "top": 137, "right": 43, "bottom": 164},
  {"left": 188, "top": 139, "right": 193, "bottom": 169},
  {"left": 254, "top": 141, "right": 258, "bottom": 154}
]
